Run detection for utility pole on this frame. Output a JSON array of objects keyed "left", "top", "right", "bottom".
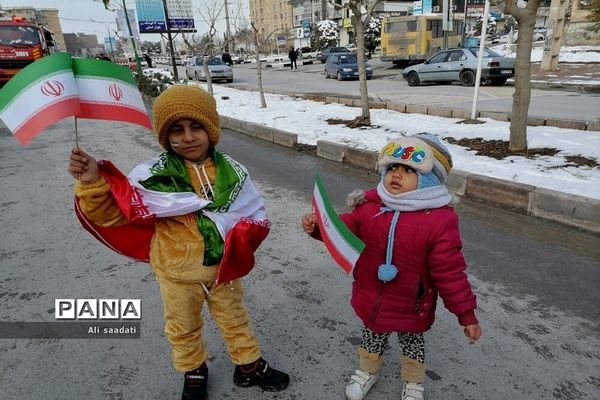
[
  {"left": 443, "top": 0, "right": 450, "bottom": 49},
  {"left": 161, "top": 0, "right": 179, "bottom": 80},
  {"left": 223, "top": 0, "right": 232, "bottom": 51},
  {"left": 121, "top": 0, "right": 142, "bottom": 73},
  {"left": 106, "top": 25, "right": 114, "bottom": 57},
  {"left": 540, "top": 0, "right": 568, "bottom": 71}
]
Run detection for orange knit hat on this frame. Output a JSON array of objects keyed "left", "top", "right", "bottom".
[{"left": 152, "top": 85, "right": 221, "bottom": 150}]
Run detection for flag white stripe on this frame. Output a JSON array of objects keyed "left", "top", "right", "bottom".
[
  {"left": 0, "top": 71, "right": 78, "bottom": 131},
  {"left": 76, "top": 77, "right": 146, "bottom": 112},
  {"left": 127, "top": 157, "right": 268, "bottom": 239},
  {"left": 312, "top": 184, "right": 360, "bottom": 266}
]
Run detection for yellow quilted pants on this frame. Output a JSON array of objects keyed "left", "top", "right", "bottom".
[{"left": 156, "top": 272, "right": 262, "bottom": 372}]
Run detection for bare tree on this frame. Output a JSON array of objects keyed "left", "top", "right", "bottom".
[
  {"left": 332, "top": 0, "right": 383, "bottom": 126},
  {"left": 251, "top": 22, "right": 267, "bottom": 108},
  {"left": 197, "top": 2, "right": 224, "bottom": 95},
  {"left": 498, "top": 0, "right": 541, "bottom": 151}
]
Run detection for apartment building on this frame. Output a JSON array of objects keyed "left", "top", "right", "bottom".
[{"left": 248, "top": 0, "right": 293, "bottom": 52}]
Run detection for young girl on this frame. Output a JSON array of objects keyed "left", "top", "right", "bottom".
[
  {"left": 302, "top": 134, "right": 482, "bottom": 400},
  {"left": 68, "top": 85, "right": 289, "bottom": 400}
]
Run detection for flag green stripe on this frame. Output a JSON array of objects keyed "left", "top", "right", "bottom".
[
  {"left": 73, "top": 58, "right": 136, "bottom": 85},
  {"left": 0, "top": 52, "right": 73, "bottom": 112},
  {"left": 315, "top": 174, "right": 365, "bottom": 251}
]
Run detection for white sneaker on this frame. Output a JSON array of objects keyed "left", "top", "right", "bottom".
[
  {"left": 345, "top": 369, "right": 378, "bottom": 400},
  {"left": 401, "top": 382, "right": 424, "bottom": 400}
]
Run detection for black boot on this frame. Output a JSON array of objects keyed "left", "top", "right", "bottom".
[
  {"left": 182, "top": 363, "right": 208, "bottom": 400},
  {"left": 233, "top": 358, "right": 289, "bottom": 392}
]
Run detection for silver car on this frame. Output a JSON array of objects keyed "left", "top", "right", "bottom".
[
  {"left": 402, "top": 47, "right": 515, "bottom": 87},
  {"left": 185, "top": 56, "right": 233, "bottom": 83}
]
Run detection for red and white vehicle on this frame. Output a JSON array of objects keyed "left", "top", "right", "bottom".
[{"left": 0, "top": 16, "right": 57, "bottom": 84}]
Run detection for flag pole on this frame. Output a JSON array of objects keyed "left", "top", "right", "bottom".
[{"left": 74, "top": 116, "right": 79, "bottom": 149}]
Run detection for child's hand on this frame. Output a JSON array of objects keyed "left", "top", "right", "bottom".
[
  {"left": 301, "top": 213, "right": 318, "bottom": 234},
  {"left": 68, "top": 148, "right": 100, "bottom": 184},
  {"left": 464, "top": 324, "right": 482, "bottom": 344}
]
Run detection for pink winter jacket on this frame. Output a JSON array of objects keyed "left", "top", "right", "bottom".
[{"left": 316, "top": 189, "right": 478, "bottom": 333}]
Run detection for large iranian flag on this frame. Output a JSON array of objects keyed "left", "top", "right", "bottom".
[
  {"left": 312, "top": 174, "right": 365, "bottom": 273},
  {"left": 0, "top": 53, "right": 80, "bottom": 144},
  {"left": 73, "top": 58, "right": 152, "bottom": 129}
]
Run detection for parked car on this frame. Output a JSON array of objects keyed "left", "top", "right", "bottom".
[
  {"left": 324, "top": 52, "right": 373, "bottom": 81},
  {"left": 401, "top": 47, "right": 515, "bottom": 87},
  {"left": 319, "top": 46, "right": 350, "bottom": 63},
  {"left": 185, "top": 56, "right": 233, "bottom": 83}
]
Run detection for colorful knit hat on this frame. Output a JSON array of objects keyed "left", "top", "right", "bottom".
[
  {"left": 152, "top": 85, "right": 221, "bottom": 150},
  {"left": 413, "top": 133, "right": 453, "bottom": 183},
  {"left": 377, "top": 137, "right": 434, "bottom": 175}
]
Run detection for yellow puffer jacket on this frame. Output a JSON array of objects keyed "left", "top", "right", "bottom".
[{"left": 74, "top": 158, "right": 217, "bottom": 282}]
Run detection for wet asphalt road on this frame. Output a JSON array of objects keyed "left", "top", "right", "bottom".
[{"left": 0, "top": 119, "right": 598, "bottom": 400}]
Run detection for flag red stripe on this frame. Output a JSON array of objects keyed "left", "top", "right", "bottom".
[
  {"left": 78, "top": 102, "right": 152, "bottom": 129},
  {"left": 14, "top": 97, "right": 81, "bottom": 145},
  {"left": 312, "top": 198, "right": 353, "bottom": 273}
]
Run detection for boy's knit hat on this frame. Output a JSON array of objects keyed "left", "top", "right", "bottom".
[{"left": 152, "top": 85, "right": 220, "bottom": 150}]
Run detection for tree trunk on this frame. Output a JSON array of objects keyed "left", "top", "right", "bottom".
[
  {"left": 252, "top": 23, "right": 267, "bottom": 108},
  {"left": 503, "top": 0, "right": 540, "bottom": 152},
  {"left": 351, "top": 4, "right": 371, "bottom": 123}
]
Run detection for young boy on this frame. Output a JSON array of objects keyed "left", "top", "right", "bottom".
[
  {"left": 302, "top": 134, "right": 482, "bottom": 400},
  {"left": 68, "top": 85, "right": 289, "bottom": 400}
]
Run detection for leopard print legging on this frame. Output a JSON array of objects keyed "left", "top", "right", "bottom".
[{"left": 359, "top": 326, "right": 425, "bottom": 363}]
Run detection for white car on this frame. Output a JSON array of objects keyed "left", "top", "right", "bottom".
[{"left": 185, "top": 56, "right": 233, "bottom": 83}]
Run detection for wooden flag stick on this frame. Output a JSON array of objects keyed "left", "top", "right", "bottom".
[{"left": 74, "top": 116, "right": 79, "bottom": 149}]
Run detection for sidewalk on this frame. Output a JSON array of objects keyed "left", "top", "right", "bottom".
[{"left": 526, "top": 62, "right": 600, "bottom": 93}]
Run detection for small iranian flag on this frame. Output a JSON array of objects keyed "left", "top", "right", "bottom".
[
  {"left": 0, "top": 52, "right": 80, "bottom": 144},
  {"left": 312, "top": 174, "right": 365, "bottom": 273},
  {"left": 0, "top": 53, "right": 152, "bottom": 145},
  {"left": 73, "top": 58, "right": 152, "bottom": 129}
]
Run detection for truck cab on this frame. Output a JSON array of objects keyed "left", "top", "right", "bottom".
[{"left": 0, "top": 16, "right": 56, "bottom": 84}]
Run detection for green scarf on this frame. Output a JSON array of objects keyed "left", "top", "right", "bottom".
[{"left": 138, "top": 150, "right": 247, "bottom": 265}]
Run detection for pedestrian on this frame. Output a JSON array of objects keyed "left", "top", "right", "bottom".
[
  {"left": 143, "top": 53, "right": 153, "bottom": 68},
  {"left": 222, "top": 51, "right": 233, "bottom": 67},
  {"left": 301, "top": 134, "right": 482, "bottom": 400},
  {"left": 68, "top": 85, "right": 290, "bottom": 400},
  {"left": 288, "top": 47, "right": 298, "bottom": 70}
]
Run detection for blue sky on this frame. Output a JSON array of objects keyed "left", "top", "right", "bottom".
[{"left": 2, "top": 0, "right": 248, "bottom": 42}]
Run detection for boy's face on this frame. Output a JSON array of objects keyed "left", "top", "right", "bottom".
[
  {"left": 167, "top": 118, "right": 210, "bottom": 162},
  {"left": 383, "top": 164, "right": 418, "bottom": 195}
]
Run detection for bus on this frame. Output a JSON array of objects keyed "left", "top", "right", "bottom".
[{"left": 380, "top": 14, "right": 464, "bottom": 66}]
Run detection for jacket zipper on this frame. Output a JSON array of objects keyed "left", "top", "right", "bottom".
[
  {"left": 369, "top": 282, "right": 384, "bottom": 327},
  {"left": 415, "top": 278, "right": 426, "bottom": 313}
]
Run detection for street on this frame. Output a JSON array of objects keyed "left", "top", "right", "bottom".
[
  {"left": 0, "top": 118, "right": 598, "bottom": 400},
  {"left": 166, "top": 57, "right": 600, "bottom": 124}
]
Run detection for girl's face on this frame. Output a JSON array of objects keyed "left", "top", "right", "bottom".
[
  {"left": 383, "top": 164, "right": 418, "bottom": 194},
  {"left": 167, "top": 119, "right": 210, "bottom": 162}
]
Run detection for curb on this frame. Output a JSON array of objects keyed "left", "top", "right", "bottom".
[
  {"left": 230, "top": 85, "right": 600, "bottom": 132},
  {"left": 220, "top": 115, "right": 600, "bottom": 234}
]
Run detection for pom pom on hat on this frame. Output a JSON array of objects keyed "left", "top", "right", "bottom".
[
  {"left": 152, "top": 85, "right": 221, "bottom": 151},
  {"left": 413, "top": 133, "right": 453, "bottom": 183}
]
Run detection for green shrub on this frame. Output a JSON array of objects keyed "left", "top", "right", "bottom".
[{"left": 134, "top": 71, "right": 173, "bottom": 98}]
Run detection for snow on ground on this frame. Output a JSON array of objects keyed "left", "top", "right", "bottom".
[
  {"left": 207, "top": 85, "right": 600, "bottom": 200},
  {"left": 492, "top": 44, "right": 600, "bottom": 63}
]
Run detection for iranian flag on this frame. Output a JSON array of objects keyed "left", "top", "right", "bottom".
[
  {"left": 312, "top": 175, "right": 365, "bottom": 273},
  {"left": 0, "top": 52, "right": 80, "bottom": 144},
  {"left": 73, "top": 58, "right": 152, "bottom": 129},
  {"left": 0, "top": 53, "right": 152, "bottom": 145},
  {"left": 75, "top": 153, "right": 270, "bottom": 284}
]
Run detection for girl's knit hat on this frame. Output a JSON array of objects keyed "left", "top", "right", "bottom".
[
  {"left": 377, "top": 134, "right": 453, "bottom": 188},
  {"left": 152, "top": 85, "right": 221, "bottom": 150}
]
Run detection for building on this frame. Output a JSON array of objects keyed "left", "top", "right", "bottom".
[
  {"left": 1, "top": 6, "right": 65, "bottom": 51},
  {"left": 249, "top": 0, "right": 293, "bottom": 53},
  {"left": 62, "top": 32, "right": 104, "bottom": 57}
]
